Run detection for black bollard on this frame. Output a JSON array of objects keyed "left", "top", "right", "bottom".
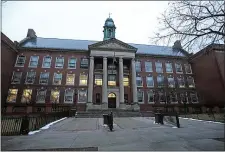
[{"left": 175, "top": 114, "right": 180, "bottom": 128}]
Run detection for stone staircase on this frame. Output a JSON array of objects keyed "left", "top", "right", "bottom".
[{"left": 75, "top": 109, "right": 155, "bottom": 118}]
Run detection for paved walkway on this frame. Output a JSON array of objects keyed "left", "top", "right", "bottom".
[{"left": 1, "top": 117, "right": 224, "bottom": 151}]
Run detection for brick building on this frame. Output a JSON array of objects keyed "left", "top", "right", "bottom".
[{"left": 4, "top": 17, "right": 199, "bottom": 113}]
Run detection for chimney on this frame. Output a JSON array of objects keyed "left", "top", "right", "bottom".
[
  {"left": 172, "top": 40, "right": 183, "bottom": 50},
  {"left": 26, "top": 29, "right": 37, "bottom": 38}
]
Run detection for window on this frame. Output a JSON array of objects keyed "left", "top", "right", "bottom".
[
  {"left": 95, "top": 75, "right": 102, "bottom": 86},
  {"left": 50, "top": 90, "right": 60, "bottom": 103},
  {"left": 145, "top": 62, "right": 152, "bottom": 72},
  {"left": 80, "top": 58, "right": 89, "bottom": 69},
  {"left": 165, "top": 63, "right": 173, "bottom": 73},
  {"left": 148, "top": 90, "right": 154, "bottom": 103},
  {"left": 95, "top": 63, "right": 103, "bottom": 69},
  {"left": 146, "top": 76, "right": 154, "bottom": 87},
  {"left": 167, "top": 91, "right": 177, "bottom": 103},
  {"left": 159, "top": 91, "right": 165, "bottom": 103},
  {"left": 108, "top": 75, "right": 116, "bottom": 86},
  {"left": 180, "top": 92, "right": 187, "bottom": 103},
  {"left": 15, "top": 55, "right": 26, "bottom": 67},
  {"left": 68, "top": 58, "right": 77, "bottom": 69},
  {"left": 79, "top": 74, "right": 88, "bottom": 86},
  {"left": 123, "top": 75, "right": 129, "bottom": 86},
  {"left": 184, "top": 64, "right": 192, "bottom": 74},
  {"left": 155, "top": 62, "right": 163, "bottom": 73},
  {"left": 175, "top": 63, "right": 183, "bottom": 73},
  {"left": 78, "top": 89, "right": 87, "bottom": 102},
  {"left": 55, "top": 57, "right": 64, "bottom": 68},
  {"left": 6, "top": 89, "right": 18, "bottom": 102},
  {"left": 42, "top": 56, "right": 52, "bottom": 68},
  {"left": 11, "top": 72, "right": 22, "bottom": 84},
  {"left": 168, "top": 76, "right": 175, "bottom": 88},
  {"left": 187, "top": 76, "right": 195, "bottom": 88},
  {"left": 29, "top": 56, "right": 39, "bottom": 67},
  {"left": 21, "top": 89, "right": 32, "bottom": 103},
  {"left": 177, "top": 76, "right": 185, "bottom": 88},
  {"left": 25, "top": 71, "right": 36, "bottom": 84},
  {"left": 53, "top": 73, "right": 62, "bottom": 85},
  {"left": 136, "top": 76, "right": 143, "bottom": 87},
  {"left": 64, "top": 89, "right": 74, "bottom": 103},
  {"left": 135, "top": 61, "right": 141, "bottom": 72},
  {"left": 39, "top": 72, "right": 49, "bottom": 85},
  {"left": 66, "top": 74, "right": 75, "bottom": 85},
  {"left": 124, "top": 94, "right": 128, "bottom": 103},
  {"left": 157, "top": 75, "right": 164, "bottom": 87},
  {"left": 137, "top": 91, "right": 144, "bottom": 103},
  {"left": 36, "top": 89, "right": 46, "bottom": 103},
  {"left": 190, "top": 92, "right": 198, "bottom": 103}
]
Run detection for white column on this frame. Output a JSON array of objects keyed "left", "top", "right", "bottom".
[
  {"left": 88, "top": 56, "right": 94, "bottom": 103},
  {"left": 119, "top": 57, "right": 124, "bottom": 103},
  {"left": 102, "top": 57, "right": 108, "bottom": 103},
  {"left": 131, "top": 58, "right": 138, "bottom": 103}
]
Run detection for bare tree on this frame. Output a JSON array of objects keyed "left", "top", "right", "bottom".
[{"left": 152, "top": 1, "right": 225, "bottom": 53}]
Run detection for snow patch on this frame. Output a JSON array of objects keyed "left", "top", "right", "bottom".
[
  {"left": 28, "top": 130, "right": 41, "bottom": 135},
  {"left": 179, "top": 117, "right": 224, "bottom": 124},
  {"left": 172, "top": 126, "right": 178, "bottom": 128}
]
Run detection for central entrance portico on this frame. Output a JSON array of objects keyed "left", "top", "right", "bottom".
[{"left": 108, "top": 93, "right": 116, "bottom": 108}]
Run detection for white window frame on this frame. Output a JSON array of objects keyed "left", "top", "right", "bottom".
[
  {"left": 157, "top": 75, "right": 164, "bottom": 88},
  {"left": 39, "top": 72, "right": 49, "bottom": 85},
  {"left": 78, "top": 89, "right": 87, "bottom": 103},
  {"left": 28, "top": 56, "right": 39, "bottom": 68},
  {"left": 25, "top": 71, "right": 36, "bottom": 84},
  {"left": 21, "top": 89, "right": 32, "bottom": 103},
  {"left": 66, "top": 74, "right": 75, "bottom": 85},
  {"left": 55, "top": 56, "right": 64, "bottom": 68},
  {"left": 80, "top": 58, "right": 89, "bottom": 69},
  {"left": 11, "top": 71, "right": 22, "bottom": 84},
  {"left": 179, "top": 92, "right": 188, "bottom": 104},
  {"left": 159, "top": 91, "right": 166, "bottom": 104},
  {"left": 137, "top": 91, "right": 144, "bottom": 103},
  {"left": 187, "top": 76, "right": 195, "bottom": 88},
  {"left": 64, "top": 89, "right": 74, "bottom": 103},
  {"left": 168, "top": 76, "right": 175, "bottom": 88},
  {"left": 50, "top": 89, "right": 60, "bottom": 103},
  {"left": 175, "top": 63, "right": 183, "bottom": 73},
  {"left": 147, "top": 90, "right": 154, "bottom": 104},
  {"left": 168, "top": 92, "right": 178, "bottom": 104},
  {"left": 165, "top": 62, "right": 173, "bottom": 73},
  {"left": 53, "top": 73, "right": 62, "bottom": 85},
  {"left": 136, "top": 76, "right": 143, "bottom": 87},
  {"left": 155, "top": 62, "right": 163, "bottom": 73},
  {"left": 79, "top": 74, "right": 88, "bottom": 86},
  {"left": 95, "top": 74, "right": 103, "bottom": 86},
  {"left": 145, "top": 61, "right": 153, "bottom": 72},
  {"left": 68, "top": 57, "right": 77, "bottom": 69},
  {"left": 15, "top": 55, "right": 26, "bottom": 67},
  {"left": 42, "top": 56, "right": 52, "bottom": 68},
  {"left": 36, "top": 89, "right": 47, "bottom": 103},
  {"left": 177, "top": 76, "right": 185, "bottom": 88},
  {"left": 184, "top": 64, "right": 192, "bottom": 74},
  {"left": 135, "top": 61, "right": 141, "bottom": 72},
  {"left": 6, "top": 89, "right": 18, "bottom": 103},
  {"left": 146, "top": 76, "right": 154, "bottom": 87},
  {"left": 189, "top": 92, "right": 198, "bottom": 103}
]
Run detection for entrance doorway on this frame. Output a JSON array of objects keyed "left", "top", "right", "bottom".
[{"left": 108, "top": 93, "right": 116, "bottom": 108}]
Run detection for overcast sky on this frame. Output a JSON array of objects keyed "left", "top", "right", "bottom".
[{"left": 2, "top": 1, "right": 169, "bottom": 45}]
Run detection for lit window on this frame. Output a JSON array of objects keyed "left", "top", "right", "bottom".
[
  {"left": 145, "top": 62, "right": 152, "bottom": 72},
  {"left": 155, "top": 62, "right": 163, "bottom": 73},
  {"left": 39, "top": 72, "right": 49, "bottom": 85},
  {"left": 36, "top": 89, "right": 46, "bottom": 103},
  {"left": 80, "top": 58, "right": 89, "bottom": 69},
  {"left": 168, "top": 76, "right": 175, "bottom": 88},
  {"left": 79, "top": 74, "right": 88, "bottom": 86},
  {"left": 21, "top": 89, "right": 32, "bottom": 103},
  {"left": 29, "top": 56, "right": 39, "bottom": 67},
  {"left": 50, "top": 90, "right": 60, "bottom": 103},
  {"left": 184, "top": 64, "right": 192, "bottom": 74},
  {"left": 95, "top": 74, "right": 102, "bottom": 86},
  {"left": 64, "top": 89, "right": 74, "bottom": 103},
  {"left": 25, "top": 71, "right": 36, "bottom": 84},
  {"left": 146, "top": 76, "right": 154, "bottom": 87},
  {"left": 135, "top": 61, "right": 141, "bottom": 72},
  {"left": 177, "top": 76, "right": 185, "bottom": 88},
  {"left": 6, "top": 89, "right": 18, "bottom": 102},
  {"left": 136, "top": 76, "right": 143, "bottom": 87},
  {"left": 187, "top": 76, "right": 195, "bottom": 88},
  {"left": 123, "top": 75, "right": 129, "bottom": 86},
  {"left": 68, "top": 58, "right": 76, "bottom": 69},
  {"left": 78, "top": 89, "right": 87, "bottom": 102},
  {"left": 167, "top": 91, "right": 177, "bottom": 103},
  {"left": 66, "top": 74, "right": 75, "bottom": 85},
  {"left": 42, "top": 56, "right": 52, "bottom": 68},
  {"left": 148, "top": 90, "right": 154, "bottom": 103},
  {"left": 55, "top": 57, "right": 64, "bottom": 68},
  {"left": 137, "top": 91, "right": 144, "bottom": 103},
  {"left": 53, "top": 73, "right": 62, "bottom": 85},
  {"left": 108, "top": 75, "right": 116, "bottom": 86},
  {"left": 157, "top": 75, "right": 164, "bottom": 87},
  {"left": 165, "top": 63, "right": 173, "bottom": 73},
  {"left": 11, "top": 72, "right": 22, "bottom": 84},
  {"left": 15, "top": 55, "right": 26, "bottom": 67},
  {"left": 175, "top": 63, "right": 183, "bottom": 73}
]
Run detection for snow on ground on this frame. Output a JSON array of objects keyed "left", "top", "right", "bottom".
[
  {"left": 179, "top": 117, "right": 224, "bottom": 124},
  {"left": 28, "top": 117, "right": 67, "bottom": 135}
]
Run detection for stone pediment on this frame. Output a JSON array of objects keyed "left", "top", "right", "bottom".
[{"left": 88, "top": 38, "right": 137, "bottom": 52}]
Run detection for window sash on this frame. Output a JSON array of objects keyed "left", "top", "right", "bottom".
[
  {"left": 26, "top": 72, "right": 36, "bottom": 84},
  {"left": 55, "top": 57, "right": 64, "bottom": 68},
  {"left": 64, "top": 90, "right": 74, "bottom": 103},
  {"left": 175, "top": 63, "right": 183, "bottom": 73},
  {"left": 42, "top": 57, "right": 52, "bottom": 68},
  {"left": 29, "top": 56, "right": 39, "bottom": 67},
  {"left": 40, "top": 73, "right": 49, "bottom": 84},
  {"left": 78, "top": 90, "right": 87, "bottom": 102},
  {"left": 68, "top": 58, "right": 76, "bottom": 68},
  {"left": 187, "top": 77, "right": 195, "bottom": 88},
  {"left": 79, "top": 74, "right": 88, "bottom": 85},
  {"left": 80, "top": 58, "right": 89, "bottom": 68},
  {"left": 157, "top": 76, "right": 164, "bottom": 87},
  {"left": 137, "top": 91, "right": 144, "bottom": 102},
  {"left": 36, "top": 90, "right": 46, "bottom": 103},
  {"left": 21, "top": 89, "right": 32, "bottom": 103},
  {"left": 145, "top": 62, "right": 152, "bottom": 72},
  {"left": 178, "top": 77, "right": 185, "bottom": 88},
  {"left": 123, "top": 76, "right": 129, "bottom": 86},
  {"left": 95, "top": 75, "right": 102, "bottom": 85},
  {"left": 148, "top": 91, "right": 154, "bottom": 103},
  {"left": 53, "top": 73, "right": 62, "bottom": 85},
  {"left": 7, "top": 89, "right": 18, "bottom": 102},
  {"left": 168, "top": 77, "right": 175, "bottom": 88},
  {"left": 15, "top": 56, "right": 26, "bottom": 67},
  {"left": 136, "top": 77, "right": 143, "bottom": 86},
  {"left": 66, "top": 74, "right": 75, "bottom": 85},
  {"left": 190, "top": 93, "right": 198, "bottom": 102},
  {"left": 165, "top": 63, "right": 173, "bottom": 73},
  {"left": 50, "top": 90, "right": 60, "bottom": 103},
  {"left": 12, "top": 72, "right": 22, "bottom": 84},
  {"left": 135, "top": 61, "right": 141, "bottom": 72},
  {"left": 146, "top": 76, "right": 154, "bottom": 87},
  {"left": 185, "top": 64, "right": 192, "bottom": 74}
]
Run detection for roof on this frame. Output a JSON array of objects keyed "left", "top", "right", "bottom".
[{"left": 20, "top": 37, "right": 187, "bottom": 57}]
